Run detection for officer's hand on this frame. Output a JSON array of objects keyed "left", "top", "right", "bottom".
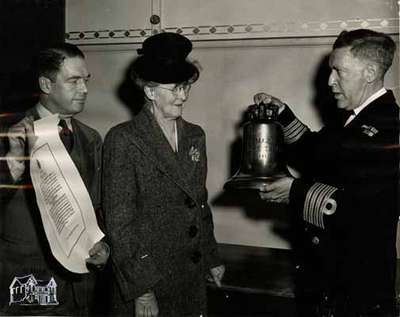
[
  {"left": 135, "top": 291, "right": 159, "bottom": 317},
  {"left": 7, "top": 116, "right": 36, "bottom": 157},
  {"left": 253, "top": 93, "right": 286, "bottom": 114},
  {"left": 86, "top": 240, "right": 110, "bottom": 270},
  {"left": 259, "top": 176, "right": 295, "bottom": 204},
  {"left": 209, "top": 265, "right": 225, "bottom": 287}
]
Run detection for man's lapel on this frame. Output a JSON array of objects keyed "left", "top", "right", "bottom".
[
  {"left": 70, "top": 118, "right": 94, "bottom": 183},
  {"left": 344, "top": 90, "right": 394, "bottom": 129}
]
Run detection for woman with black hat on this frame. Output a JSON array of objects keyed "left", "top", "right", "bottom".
[{"left": 102, "top": 32, "right": 225, "bottom": 316}]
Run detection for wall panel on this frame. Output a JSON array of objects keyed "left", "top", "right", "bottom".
[{"left": 66, "top": 0, "right": 398, "bottom": 44}]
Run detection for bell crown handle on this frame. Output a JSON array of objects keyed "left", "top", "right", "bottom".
[{"left": 246, "top": 102, "right": 279, "bottom": 122}]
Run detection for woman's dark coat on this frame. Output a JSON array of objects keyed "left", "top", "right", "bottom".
[{"left": 103, "top": 107, "right": 220, "bottom": 316}]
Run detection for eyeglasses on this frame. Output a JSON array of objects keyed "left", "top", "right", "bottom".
[{"left": 157, "top": 84, "right": 191, "bottom": 97}]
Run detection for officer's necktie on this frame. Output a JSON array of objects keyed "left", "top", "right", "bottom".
[
  {"left": 58, "top": 119, "right": 74, "bottom": 153},
  {"left": 339, "top": 110, "right": 354, "bottom": 127},
  {"left": 343, "top": 110, "right": 356, "bottom": 126}
]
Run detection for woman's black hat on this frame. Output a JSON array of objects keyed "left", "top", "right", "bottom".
[{"left": 132, "top": 32, "right": 199, "bottom": 84}]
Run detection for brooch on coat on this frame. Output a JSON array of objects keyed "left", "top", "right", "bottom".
[
  {"left": 361, "top": 125, "right": 379, "bottom": 137},
  {"left": 189, "top": 146, "right": 200, "bottom": 162}
]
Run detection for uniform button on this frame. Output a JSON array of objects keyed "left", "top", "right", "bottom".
[
  {"left": 190, "top": 251, "right": 202, "bottom": 263},
  {"left": 188, "top": 225, "right": 198, "bottom": 238},
  {"left": 184, "top": 197, "right": 196, "bottom": 208},
  {"left": 201, "top": 204, "right": 205, "bottom": 209},
  {"left": 311, "top": 236, "right": 320, "bottom": 245}
]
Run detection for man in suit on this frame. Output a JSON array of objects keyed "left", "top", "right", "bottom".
[
  {"left": 254, "top": 29, "right": 399, "bottom": 316},
  {"left": 0, "top": 43, "right": 109, "bottom": 315}
]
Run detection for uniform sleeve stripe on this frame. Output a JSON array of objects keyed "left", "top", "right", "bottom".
[
  {"left": 285, "top": 125, "right": 306, "bottom": 142},
  {"left": 283, "top": 118, "right": 308, "bottom": 144},
  {"left": 304, "top": 183, "right": 324, "bottom": 226},
  {"left": 313, "top": 184, "right": 336, "bottom": 228},
  {"left": 303, "top": 182, "right": 338, "bottom": 229},
  {"left": 311, "top": 184, "right": 326, "bottom": 228}
]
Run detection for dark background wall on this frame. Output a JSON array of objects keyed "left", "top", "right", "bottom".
[{"left": 0, "top": 0, "right": 65, "bottom": 114}]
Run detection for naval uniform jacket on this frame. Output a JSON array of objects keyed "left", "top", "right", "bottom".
[
  {"left": 279, "top": 90, "right": 399, "bottom": 315},
  {"left": 0, "top": 107, "right": 103, "bottom": 315},
  {"left": 103, "top": 106, "right": 220, "bottom": 316}
]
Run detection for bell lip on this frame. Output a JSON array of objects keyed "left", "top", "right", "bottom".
[{"left": 224, "top": 174, "right": 287, "bottom": 191}]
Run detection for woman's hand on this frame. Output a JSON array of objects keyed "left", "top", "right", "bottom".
[
  {"left": 253, "top": 93, "right": 286, "bottom": 114},
  {"left": 209, "top": 265, "right": 226, "bottom": 287},
  {"left": 135, "top": 291, "right": 159, "bottom": 317}
]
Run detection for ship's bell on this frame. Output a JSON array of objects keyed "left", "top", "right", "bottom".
[{"left": 224, "top": 103, "right": 287, "bottom": 191}]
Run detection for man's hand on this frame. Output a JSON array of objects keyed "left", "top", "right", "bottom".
[
  {"left": 259, "top": 176, "right": 295, "bottom": 204},
  {"left": 86, "top": 240, "right": 110, "bottom": 270},
  {"left": 135, "top": 291, "right": 159, "bottom": 317},
  {"left": 6, "top": 116, "right": 37, "bottom": 181},
  {"left": 209, "top": 265, "right": 225, "bottom": 287},
  {"left": 7, "top": 116, "right": 36, "bottom": 157},
  {"left": 253, "top": 93, "right": 286, "bottom": 114}
]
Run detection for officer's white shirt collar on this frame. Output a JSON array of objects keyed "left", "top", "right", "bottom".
[
  {"left": 345, "top": 87, "right": 386, "bottom": 126},
  {"left": 35, "top": 102, "right": 73, "bottom": 131}
]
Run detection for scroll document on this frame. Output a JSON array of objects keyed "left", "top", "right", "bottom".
[{"left": 30, "top": 114, "right": 104, "bottom": 273}]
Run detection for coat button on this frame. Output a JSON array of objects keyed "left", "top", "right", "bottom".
[
  {"left": 190, "top": 251, "right": 202, "bottom": 263},
  {"left": 188, "top": 225, "right": 198, "bottom": 238},
  {"left": 184, "top": 197, "right": 196, "bottom": 208},
  {"left": 311, "top": 236, "right": 320, "bottom": 245}
]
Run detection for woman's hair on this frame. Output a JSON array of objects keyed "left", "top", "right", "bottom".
[
  {"left": 130, "top": 71, "right": 159, "bottom": 90},
  {"left": 130, "top": 67, "right": 198, "bottom": 90}
]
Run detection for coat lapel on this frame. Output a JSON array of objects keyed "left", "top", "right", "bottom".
[
  {"left": 70, "top": 118, "right": 94, "bottom": 187},
  {"left": 176, "top": 118, "right": 202, "bottom": 181},
  {"left": 129, "top": 107, "right": 195, "bottom": 198},
  {"left": 344, "top": 90, "right": 395, "bottom": 130}
]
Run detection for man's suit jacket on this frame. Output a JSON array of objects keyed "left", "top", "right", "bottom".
[
  {"left": 279, "top": 90, "right": 399, "bottom": 315},
  {"left": 103, "top": 106, "right": 220, "bottom": 316},
  {"left": 0, "top": 107, "right": 102, "bottom": 315}
]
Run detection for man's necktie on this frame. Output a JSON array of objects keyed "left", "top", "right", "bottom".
[
  {"left": 58, "top": 119, "right": 74, "bottom": 153},
  {"left": 343, "top": 110, "right": 356, "bottom": 126},
  {"left": 339, "top": 109, "right": 355, "bottom": 126}
]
